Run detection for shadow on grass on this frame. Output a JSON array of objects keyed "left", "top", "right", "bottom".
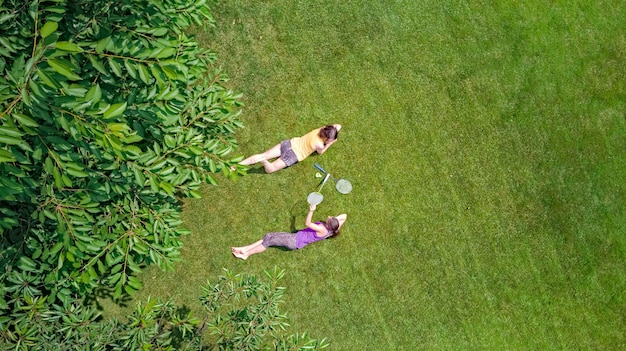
[
  {"left": 244, "top": 166, "right": 267, "bottom": 175},
  {"left": 243, "top": 200, "right": 308, "bottom": 255},
  {"left": 289, "top": 200, "right": 309, "bottom": 232}
]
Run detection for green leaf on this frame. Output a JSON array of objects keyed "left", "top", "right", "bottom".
[
  {"left": 97, "top": 259, "right": 106, "bottom": 274},
  {"left": 57, "top": 253, "right": 64, "bottom": 270},
  {"left": 128, "top": 276, "right": 143, "bottom": 290},
  {"left": 65, "top": 250, "right": 75, "bottom": 262},
  {"left": 162, "top": 89, "right": 179, "bottom": 100},
  {"left": 48, "top": 58, "right": 81, "bottom": 81},
  {"left": 105, "top": 134, "right": 123, "bottom": 151},
  {"left": 0, "top": 37, "right": 16, "bottom": 54},
  {"left": 55, "top": 41, "right": 83, "bottom": 53},
  {"left": 36, "top": 67, "right": 62, "bottom": 89},
  {"left": 63, "top": 85, "right": 88, "bottom": 98},
  {"left": 88, "top": 54, "right": 107, "bottom": 74},
  {"left": 123, "top": 134, "right": 143, "bottom": 144},
  {"left": 40, "top": 21, "right": 58, "bottom": 38},
  {"left": 137, "top": 64, "right": 151, "bottom": 84},
  {"left": 52, "top": 166, "right": 63, "bottom": 188},
  {"left": 124, "top": 145, "right": 142, "bottom": 155},
  {"left": 108, "top": 57, "right": 123, "bottom": 77},
  {"left": 12, "top": 113, "right": 39, "bottom": 127},
  {"left": 150, "top": 64, "right": 166, "bottom": 86},
  {"left": 0, "top": 13, "right": 17, "bottom": 25},
  {"left": 109, "top": 272, "right": 122, "bottom": 284},
  {"left": 0, "top": 149, "right": 16, "bottom": 163},
  {"left": 164, "top": 134, "right": 176, "bottom": 148},
  {"left": 124, "top": 284, "right": 135, "bottom": 295},
  {"left": 188, "top": 189, "right": 202, "bottom": 198},
  {"left": 161, "top": 65, "right": 177, "bottom": 80},
  {"left": 44, "top": 157, "right": 54, "bottom": 173},
  {"left": 62, "top": 173, "right": 72, "bottom": 187},
  {"left": 149, "top": 175, "right": 159, "bottom": 192},
  {"left": 0, "top": 126, "right": 24, "bottom": 138},
  {"left": 159, "top": 181, "right": 174, "bottom": 196},
  {"left": 21, "top": 86, "right": 31, "bottom": 106},
  {"left": 95, "top": 37, "right": 111, "bottom": 53},
  {"left": 80, "top": 271, "right": 91, "bottom": 283},
  {"left": 49, "top": 242, "right": 63, "bottom": 255},
  {"left": 28, "top": 79, "right": 46, "bottom": 98},
  {"left": 124, "top": 60, "right": 137, "bottom": 79},
  {"left": 132, "top": 166, "right": 145, "bottom": 185},
  {"left": 103, "top": 102, "right": 127, "bottom": 119},
  {"left": 113, "top": 284, "right": 123, "bottom": 300},
  {"left": 84, "top": 83, "right": 102, "bottom": 105},
  {"left": 0, "top": 134, "right": 24, "bottom": 146},
  {"left": 32, "top": 147, "right": 43, "bottom": 161},
  {"left": 65, "top": 168, "right": 89, "bottom": 177},
  {"left": 18, "top": 256, "right": 37, "bottom": 271},
  {"left": 108, "top": 123, "right": 130, "bottom": 133},
  {"left": 155, "top": 47, "right": 177, "bottom": 59}
]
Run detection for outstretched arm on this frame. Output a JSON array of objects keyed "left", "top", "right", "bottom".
[{"left": 305, "top": 204, "right": 327, "bottom": 232}]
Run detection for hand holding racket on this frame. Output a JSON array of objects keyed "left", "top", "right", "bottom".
[{"left": 307, "top": 173, "right": 329, "bottom": 205}]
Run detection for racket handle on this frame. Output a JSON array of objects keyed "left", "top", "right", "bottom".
[{"left": 314, "top": 163, "right": 327, "bottom": 173}]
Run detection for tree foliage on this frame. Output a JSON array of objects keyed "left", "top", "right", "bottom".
[
  {"left": 0, "top": 269, "right": 329, "bottom": 350},
  {"left": 0, "top": 0, "right": 245, "bottom": 327}
]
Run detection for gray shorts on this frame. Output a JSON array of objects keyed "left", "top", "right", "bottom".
[
  {"left": 262, "top": 232, "right": 298, "bottom": 250},
  {"left": 279, "top": 140, "right": 298, "bottom": 167}
]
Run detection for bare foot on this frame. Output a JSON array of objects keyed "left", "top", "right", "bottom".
[
  {"left": 232, "top": 252, "right": 248, "bottom": 260},
  {"left": 240, "top": 155, "right": 265, "bottom": 166}
]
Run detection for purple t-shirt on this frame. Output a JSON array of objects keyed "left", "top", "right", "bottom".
[{"left": 295, "top": 222, "right": 332, "bottom": 249}]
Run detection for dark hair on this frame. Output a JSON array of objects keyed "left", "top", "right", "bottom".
[
  {"left": 325, "top": 217, "right": 341, "bottom": 238},
  {"left": 319, "top": 125, "right": 338, "bottom": 144}
]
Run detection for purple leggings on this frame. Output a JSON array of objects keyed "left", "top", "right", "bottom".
[{"left": 262, "top": 232, "right": 297, "bottom": 250}]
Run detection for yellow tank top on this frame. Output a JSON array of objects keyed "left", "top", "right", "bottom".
[{"left": 290, "top": 128, "right": 323, "bottom": 161}]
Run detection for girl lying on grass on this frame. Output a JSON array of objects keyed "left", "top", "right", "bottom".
[
  {"left": 238, "top": 124, "right": 341, "bottom": 173},
  {"left": 231, "top": 204, "right": 347, "bottom": 260}
]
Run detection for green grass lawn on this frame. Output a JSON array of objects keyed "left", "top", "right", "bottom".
[{"left": 104, "top": 0, "right": 626, "bottom": 349}]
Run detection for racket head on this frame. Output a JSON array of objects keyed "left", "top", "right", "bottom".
[
  {"left": 307, "top": 192, "right": 324, "bottom": 205},
  {"left": 335, "top": 179, "right": 352, "bottom": 194}
]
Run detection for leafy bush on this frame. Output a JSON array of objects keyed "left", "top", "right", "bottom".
[
  {"left": 0, "top": 0, "right": 244, "bottom": 325},
  {"left": 0, "top": 269, "right": 329, "bottom": 350}
]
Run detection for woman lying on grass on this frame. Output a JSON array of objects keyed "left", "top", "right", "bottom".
[
  {"left": 231, "top": 204, "right": 347, "bottom": 260},
  {"left": 238, "top": 124, "right": 341, "bottom": 173}
]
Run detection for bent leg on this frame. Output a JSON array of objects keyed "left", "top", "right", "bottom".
[{"left": 261, "top": 158, "right": 288, "bottom": 173}]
